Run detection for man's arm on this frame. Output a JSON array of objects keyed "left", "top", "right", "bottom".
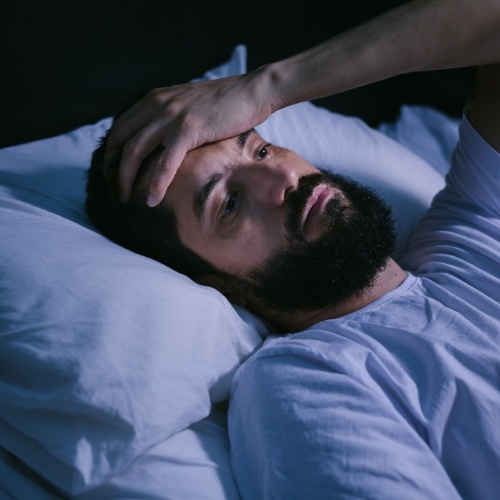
[
  {"left": 269, "top": 0, "right": 500, "bottom": 108},
  {"left": 465, "top": 64, "right": 500, "bottom": 153},
  {"left": 111, "top": 0, "right": 500, "bottom": 206},
  {"left": 229, "top": 352, "right": 462, "bottom": 499}
]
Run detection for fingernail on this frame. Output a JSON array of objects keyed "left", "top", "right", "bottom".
[{"left": 146, "top": 194, "right": 157, "bottom": 207}]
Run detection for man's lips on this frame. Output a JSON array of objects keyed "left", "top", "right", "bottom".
[{"left": 302, "top": 184, "right": 335, "bottom": 233}]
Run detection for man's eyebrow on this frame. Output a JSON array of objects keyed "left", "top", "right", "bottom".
[
  {"left": 237, "top": 128, "right": 256, "bottom": 152},
  {"left": 193, "top": 171, "right": 225, "bottom": 222},
  {"left": 192, "top": 129, "right": 256, "bottom": 222}
]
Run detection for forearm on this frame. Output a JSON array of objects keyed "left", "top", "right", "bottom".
[
  {"left": 110, "top": 0, "right": 500, "bottom": 205},
  {"left": 261, "top": 0, "right": 500, "bottom": 111}
]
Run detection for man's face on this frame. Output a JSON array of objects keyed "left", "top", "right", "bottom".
[
  {"left": 149, "top": 130, "right": 395, "bottom": 315},
  {"left": 161, "top": 130, "right": 328, "bottom": 272}
]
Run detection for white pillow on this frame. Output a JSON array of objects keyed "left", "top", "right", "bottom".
[
  {"left": 378, "top": 104, "right": 459, "bottom": 177},
  {"left": 0, "top": 45, "right": 265, "bottom": 495},
  {"left": 0, "top": 44, "right": 450, "bottom": 496}
]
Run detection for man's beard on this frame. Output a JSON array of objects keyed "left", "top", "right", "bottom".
[{"left": 233, "top": 169, "right": 397, "bottom": 315}]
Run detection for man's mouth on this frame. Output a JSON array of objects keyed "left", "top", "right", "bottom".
[{"left": 302, "top": 184, "right": 335, "bottom": 235}]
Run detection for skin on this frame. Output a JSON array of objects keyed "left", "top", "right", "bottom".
[{"left": 140, "top": 130, "right": 407, "bottom": 331}]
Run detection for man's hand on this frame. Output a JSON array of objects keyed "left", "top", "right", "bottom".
[
  {"left": 110, "top": 0, "right": 500, "bottom": 207},
  {"left": 108, "top": 72, "right": 273, "bottom": 207}
]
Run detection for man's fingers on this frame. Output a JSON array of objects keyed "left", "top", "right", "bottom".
[
  {"left": 116, "top": 126, "right": 168, "bottom": 202},
  {"left": 107, "top": 78, "right": 251, "bottom": 205},
  {"left": 146, "top": 139, "right": 190, "bottom": 207}
]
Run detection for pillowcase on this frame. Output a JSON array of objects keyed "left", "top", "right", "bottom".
[
  {"left": 0, "top": 45, "right": 265, "bottom": 495},
  {"left": 0, "top": 43, "right": 450, "bottom": 495},
  {"left": 378, "top": 104, "right": 460, "bottom": 177}
]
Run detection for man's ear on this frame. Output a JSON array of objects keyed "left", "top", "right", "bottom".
[{"left": 197, "top": 274, "right": 248, "bottom": 308}]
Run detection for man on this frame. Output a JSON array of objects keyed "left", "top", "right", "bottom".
[
  {"left": 87, "top": 0, "right": 500, "bottom": 497},
  {"left": 88, "top": 123, "right": 403, "bottom": 331}
]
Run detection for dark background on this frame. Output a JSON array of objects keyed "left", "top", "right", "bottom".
[{"left": 1, "top": 0, "right": 474, "bottom": 148}]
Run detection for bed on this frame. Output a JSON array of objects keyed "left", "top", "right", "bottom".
[{"left": 1, "top": 2, "right": 470, "bottom": 498}]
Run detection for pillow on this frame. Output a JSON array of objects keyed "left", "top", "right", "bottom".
[
  {"left": 0, "top": 44, "right": 451, "bottom": 495},
  {"left": 378, "top": 104, "right": 460, "bottom": 177},
  {"left": 0, "top": 45, "right": 265, "bottom": 495}
]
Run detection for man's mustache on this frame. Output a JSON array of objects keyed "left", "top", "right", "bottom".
[{"left": 285, "top": 172, "right": 344, "bottom": 237}]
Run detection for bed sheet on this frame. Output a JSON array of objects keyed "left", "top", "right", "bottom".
[
  {"left": 0, "top": 410, "right": 239, "bottom": 500},
  {"left": 0, "top": 43, "right": 459, "bottom": 497}
]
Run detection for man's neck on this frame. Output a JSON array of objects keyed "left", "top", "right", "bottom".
[{"left": 269, "top": 259, "right": 407, "bottom": 333}]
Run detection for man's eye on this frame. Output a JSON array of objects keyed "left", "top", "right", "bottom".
[
  {"left": 222, "top": 192, "right": 239, "bottom": 218},
  {"left": 257, "top": 144, "right": 271, "bottom": 160}
]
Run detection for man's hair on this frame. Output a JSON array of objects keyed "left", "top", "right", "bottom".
[{"left": 85, "top": 92, "right": 221, "bottom": 280}]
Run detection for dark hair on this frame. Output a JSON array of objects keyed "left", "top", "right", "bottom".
[{"left": 85, "top": 92, "right": 221, "bottom": 280}]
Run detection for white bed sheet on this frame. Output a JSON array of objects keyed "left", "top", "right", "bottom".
[{"left": 0, "top": 410, "right": 239, "bottom": 499}]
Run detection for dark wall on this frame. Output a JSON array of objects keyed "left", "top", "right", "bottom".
[{"left": 1, "top": 0, "right": 474, "bottom": 148}]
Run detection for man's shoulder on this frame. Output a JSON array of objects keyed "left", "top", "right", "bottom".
[
  {"left": 232, "top": 318, "right": 398, "bottom": 394},
  {"left": 232, "top": 275, "right": 424, "bottom": 386},
  {"left": 231, "top": 330, "right": 343, "bottom": 393}
]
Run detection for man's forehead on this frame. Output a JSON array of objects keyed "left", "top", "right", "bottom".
[
  {"left": 188, "top": 130, "right": 259, "bottom": 222},
  {"left": 164, "top": 129, "right": 262, "bottom": 215},
  {"left": 186, "top": 129, "right": 262, "bottom": 180}
]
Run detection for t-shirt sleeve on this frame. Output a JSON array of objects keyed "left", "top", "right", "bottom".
[
  {"left": 446, "top": 115, "right": 500, "bottom": 217},
  {"left": 228, "top": 347, "right": 461, "bottom": 500}
]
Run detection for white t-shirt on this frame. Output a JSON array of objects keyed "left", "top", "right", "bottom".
[{"left": 228, "top": 116, "right": 500, "bottom": 500}]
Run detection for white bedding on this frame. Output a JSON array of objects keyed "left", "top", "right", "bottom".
[{"left": 0, "top": 45, "right": 459, "bottom": 498}]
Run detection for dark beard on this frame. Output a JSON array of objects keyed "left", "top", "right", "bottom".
[{"left": 234, "top": 170, "right": 397, "bottom": 315}]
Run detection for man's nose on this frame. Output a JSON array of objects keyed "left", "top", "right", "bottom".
[{"left": 254, "top": 163, "right": 299, "bottom": 206}]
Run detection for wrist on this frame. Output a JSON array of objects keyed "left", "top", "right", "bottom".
[
  {"left": 247, "top": 61, "right": 293, "bottom": 116},
  {"left": 252, "top": 47, "right": 346, "bottom": 112},
  {"left": 261, "top": 58, "right": 311, "bottom": 111}
]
